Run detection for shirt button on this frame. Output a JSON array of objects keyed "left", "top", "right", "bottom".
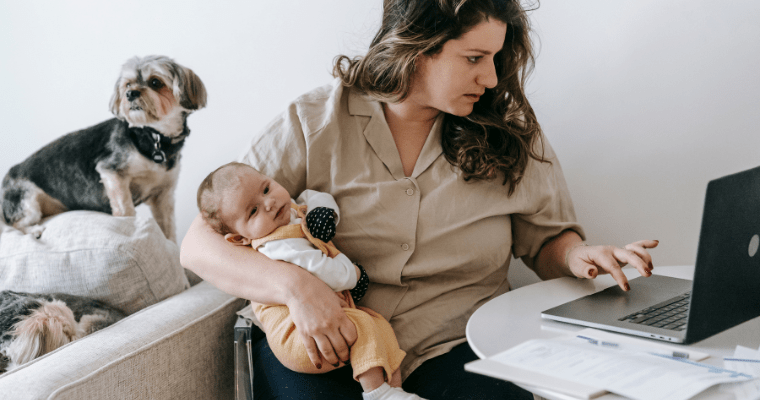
[
  {"left": 406, "top": 188, "right": 414, "bottom": 196},
  {"left": 401, "top": 243, "right": 410, "bottom": 251}
]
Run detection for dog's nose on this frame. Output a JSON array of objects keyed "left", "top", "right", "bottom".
[{"left": 126, "top": 90, "right": 141, "bottom": 101}]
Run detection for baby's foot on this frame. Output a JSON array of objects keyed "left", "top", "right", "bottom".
[{"left": 362, "top": 383, "right": 427, "bottom": 400}]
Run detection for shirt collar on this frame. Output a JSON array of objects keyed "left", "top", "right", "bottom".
[
  {"left": 349, "top": 88, "right": 444, "bottom": 179},
  {"left": 347, "top": 87, "right": 375, "bottom": 117}
]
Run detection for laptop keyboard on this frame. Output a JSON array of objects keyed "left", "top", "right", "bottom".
[{"left": 618, "top": 292, "right": 691, "bottom": 331}]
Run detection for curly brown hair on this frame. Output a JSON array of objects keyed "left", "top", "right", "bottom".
[{"left": 333, "top": 0, "right": 545, "bottom": 195}]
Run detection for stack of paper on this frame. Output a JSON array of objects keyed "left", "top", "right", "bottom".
[
  {"left": 721, "top": 345, "right": 760, "bottom": 400},
  {"left": 465, "top": 329, "right": 757, "bottom": 400}
]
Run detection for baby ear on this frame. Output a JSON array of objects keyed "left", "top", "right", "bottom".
[
  {"left": 109, "top": 78, "right": 123, "bottom": 118},
  {"left": 224, "top": 233, "right": 251, "bottom": 246},
  {"left": 175, "top": 66, "right": 207, "bottom": 110}
]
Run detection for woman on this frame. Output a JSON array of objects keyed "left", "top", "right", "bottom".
[{"left": 181, "top": 0, "right": 657, "bottom": 398}]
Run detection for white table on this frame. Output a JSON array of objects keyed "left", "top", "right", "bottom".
[{"left": 466, "top": 266, "right": 760, "bottom": 400}]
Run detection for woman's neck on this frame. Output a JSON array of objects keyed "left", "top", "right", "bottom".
[
  {"left": 382, "top": 100, "right": 441, "bottom": 177},
  {"left": 383, "top": 98, "right": 440, "bottom": 126}
]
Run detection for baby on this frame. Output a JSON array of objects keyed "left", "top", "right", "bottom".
[{"left": 197, "top": 162, "right": 424, "bottom": 400}]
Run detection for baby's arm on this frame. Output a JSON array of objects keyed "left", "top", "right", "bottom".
[
  {"left": 296, "top": 190, "right": 341, "bottom": 225},
  {"left": 259, "top": 239, "right": 358, "bottom": 292},
  {"left": 292, "top": 189, "right": 368, "bottom": 301},
  {"left": 297, "top": 190, "right": 340, "bottom": 243}
]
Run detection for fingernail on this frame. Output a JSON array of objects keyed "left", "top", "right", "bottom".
[
  {"left": 654, "top": 240, "right": 659, "bottom": 243},
  {"left": 624, "top": 283, "right": 631, "bottom": 291}
]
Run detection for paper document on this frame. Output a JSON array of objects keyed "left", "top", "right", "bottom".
[
  {"left": 465, "top": 358, "right": 606, "bottom": 399},
  {"left": 574, "top": 328, "right": 709, "bottom": 361},
  {"left": 721, "top": 345, "right": 760, "bottom": 400},
  {"left": 487, "top": 337, "right": 754, "bottom": 400}
]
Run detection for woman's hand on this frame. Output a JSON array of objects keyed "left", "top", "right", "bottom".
[
  {"left": 566, "top": 239, "right": 659, "bottom": 291},
  {"left": 181, "top": 214, "right": 358, "bottom": 367},
  {"left": 286, "top": 277, "right": 358, "bottom": 369}
]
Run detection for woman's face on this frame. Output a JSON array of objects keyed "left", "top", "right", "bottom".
[{"left": 410, "top": 18, "right": 507, "bottom": 117}]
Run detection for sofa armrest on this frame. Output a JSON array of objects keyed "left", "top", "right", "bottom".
[{"left": 0, "top": 281, "right": 246, "bottom": 400}]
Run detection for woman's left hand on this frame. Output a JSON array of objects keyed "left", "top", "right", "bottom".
[{"left": 566, "top": 240, "right": 659, "bottom": 291}]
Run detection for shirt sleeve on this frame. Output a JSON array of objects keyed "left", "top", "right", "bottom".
[
  {"left": 238, "top": 83, "right": 338, "bottom": 199},
  {"left": 258, "top": 238, "right": 358, "bottom": 292},
  {"left": 238, "top": 101, "right": 308, "bottom": 198},
  {"left": 295, "top": 189, "right": 341, "bottom": 226},
  {"left": 511, "top": 135, "right": 586, "bottom": 268}
]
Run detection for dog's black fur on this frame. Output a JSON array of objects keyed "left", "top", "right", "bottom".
[{"left": 2, "top": 119, "right": 187, "bottom": 220}]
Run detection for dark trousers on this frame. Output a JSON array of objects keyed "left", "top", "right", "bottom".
[{"left": 251, "top": 338, "right": 534, "bottom": 399}]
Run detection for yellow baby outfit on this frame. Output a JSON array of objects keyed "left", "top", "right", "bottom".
[{"left": 249, "top": 204, "right": 406, "bottom": 381}]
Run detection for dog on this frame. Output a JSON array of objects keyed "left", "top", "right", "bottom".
[
  {"left": 0, "top": 290, "right": 126, "bottom": 374},
  {"left": 1, "top": 55, "right": 207, "bottom": 242}
]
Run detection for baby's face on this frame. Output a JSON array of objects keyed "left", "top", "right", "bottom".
[{"left": 219, "top": 168, "right": 292, "bottom": 241}]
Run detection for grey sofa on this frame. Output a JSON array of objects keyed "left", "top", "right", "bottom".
[
  {"left": 0, "top": 280, "right": 245, "bottom": 399},
  {"left": 0, "top": 211, "right": 248, "bottom": 399}
]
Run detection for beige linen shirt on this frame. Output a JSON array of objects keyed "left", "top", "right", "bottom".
[{"left": 240, "top": 79, "right": 584, "bottom": 379}]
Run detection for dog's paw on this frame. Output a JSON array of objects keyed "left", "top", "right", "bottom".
[
  {"left": 15, "top": 224, "right": 45, "bottom": 239},
  {"left": 0, "top": 352, "right": 9, "bottom": 374},
  {"left": 26, "top": 225, "right": 45, "bottom": 239}
]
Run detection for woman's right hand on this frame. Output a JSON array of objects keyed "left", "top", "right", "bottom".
[
  {"left": 286, "top": 278, "right": 358, "bottom": 369},
  {"left": 181, "top": 213, "right": 357, "bottom": 367}
]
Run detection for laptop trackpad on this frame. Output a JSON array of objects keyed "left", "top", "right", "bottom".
[{"left": 541, "top": 275, "right": 693, "bottom": 328}]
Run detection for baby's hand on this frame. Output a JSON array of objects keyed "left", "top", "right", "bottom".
[{"left": 306, "top": 207, "right": 336, "bottom": 242}]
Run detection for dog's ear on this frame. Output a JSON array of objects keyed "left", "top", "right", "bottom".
[
  {"left": 109, "top": 77, "right": 124, "bottom": 119},
  {"left": 176, "top": 66, "right": 207, "bottom": 111}
]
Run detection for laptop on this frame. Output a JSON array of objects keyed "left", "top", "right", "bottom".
[{"left": 541, "top": 166, "right": 760, "bottom": 344}]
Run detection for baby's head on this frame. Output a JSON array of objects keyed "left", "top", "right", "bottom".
[{"left": 197, "top": 162, "right": 292, "bottom": 245}]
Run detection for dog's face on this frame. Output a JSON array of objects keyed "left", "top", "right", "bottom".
[{"left": 109, "top": 55, "right": 207, "bottom": 137}]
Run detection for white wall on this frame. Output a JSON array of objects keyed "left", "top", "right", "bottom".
[
  {"left": 529, "top": 1, "right": 760, "bottom": 268},
  {"left": 1, "top": 1, "right": 758, "bottom": 269}
]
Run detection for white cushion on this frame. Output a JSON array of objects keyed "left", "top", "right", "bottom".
[{"left": 0, "top": 211, "right": 189, "bottom": 315}]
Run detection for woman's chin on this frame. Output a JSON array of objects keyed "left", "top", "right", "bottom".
[{"left": 447, "top": 105, "right": 475, "bottom": 117}]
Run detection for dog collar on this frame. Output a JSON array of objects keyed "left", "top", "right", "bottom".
[
  {"left": 150, "top": 132, "right": 167, "bottom": 163},
  {"left": 146, "top": 128, "right": 188, "bottom": 164},
  {"left": 127, "top": 124, "right": 188, "bottom": 166}
]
